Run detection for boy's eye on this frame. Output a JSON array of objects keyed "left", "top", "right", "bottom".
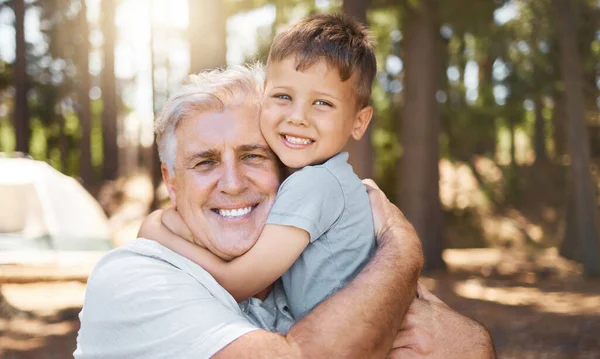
[
  {"left": 314, "top": 100, "right": 333, "bottom": 107},
  {"left": 274, "top": 94, "right": 292, "bottom": 101}
]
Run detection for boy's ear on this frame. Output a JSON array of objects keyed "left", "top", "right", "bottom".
[
  {"left": 161, "top": 163, "right": 177, "bottom": 207},
  {"left": 351, "top": 105, "right": 374, "bottom": 141}
]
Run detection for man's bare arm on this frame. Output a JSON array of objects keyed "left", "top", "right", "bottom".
[{"left": 213, "top": 179, "right": 424, "bottom": 359}]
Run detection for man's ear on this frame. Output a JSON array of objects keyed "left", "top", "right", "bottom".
[
  {"left": 161, "top": 163, "right": 177, "bottom": 207},
  {"left": 351, "top": 105, "right": 374, "bottom": 141}
]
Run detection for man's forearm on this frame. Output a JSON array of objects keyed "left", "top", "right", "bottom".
[{"left": 286, "top": 225, "right": 423, "bottom": 358}]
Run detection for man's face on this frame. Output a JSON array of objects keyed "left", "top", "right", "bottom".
[{"left": 163, "top": 105, "right": 281, "bottom": 261}]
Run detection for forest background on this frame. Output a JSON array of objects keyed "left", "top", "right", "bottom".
[{"left": 0, "top": 0, "right": 599, "bottom": 358}]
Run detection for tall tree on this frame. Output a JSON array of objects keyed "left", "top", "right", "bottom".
[
  {"left": 554, "top": 0, "right": 600, "bottom": 276},
  {"left": 188, "top": 0, "right": 226, "bottom": 73},
  {"left": 77, "top": 0, "right": 93, "bottom": 185},
  {"left": 101, "top": 0, "right": 119, "bottom": 180},
  {"left": 13, "top": 0, "right": 28, "bottom": 154},
  {"left": 342, "top": 0, "right": 373, "bottom": 180},
  {"left": 150, "top": 2, "right": 162, "bottom": 209},
  {"left": 533, "top": 94, "right": 548, "bottom": 163},
  {"left": 398, "top": 0, "right": 445, "bottom": 270}
]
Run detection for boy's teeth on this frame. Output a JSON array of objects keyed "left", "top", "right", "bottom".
[
  {"left": 218, "top": 207, "right": 252, "bottom": 218},
  {"left": 285, "top": 135, "right": 312, "bottom": 145}
]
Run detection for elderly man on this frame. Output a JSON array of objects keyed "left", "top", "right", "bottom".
[{"left": 75, "top": 66, "right": 493, "bottom": 358}]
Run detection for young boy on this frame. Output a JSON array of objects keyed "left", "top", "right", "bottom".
[{"left": 157, "top": 13, "right": 377, "bottom": 321}]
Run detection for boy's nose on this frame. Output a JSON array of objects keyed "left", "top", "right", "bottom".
[
  {"left": 286, "top": 107, "right": 309, "bottom": 127},
  {"left": 285, "top": 102, "right": 310, "bottom": 127},
  {"left": 287, "top": 116, "right": 308, "bottom": 127}
]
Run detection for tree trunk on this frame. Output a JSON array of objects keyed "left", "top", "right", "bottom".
[
  {"left": 101, "top": 0, "right": 119, "bottom": 180},
  {"left": 554, "top": 0, "right": 600, "bottom": 277},
  {"left": 476, "top": 42, "right": 497, "bottom": 157},
  {"left": 188, "top": 0, "right": 226, "bottom": 74},
  {"left": 560, "top": 186, "right": 582, "bottom": 261},
  {"left": 509, "top": 115, "right": 516, "bottom": 166},
  {"left": 78, "top": 0, "right": 94, "bottom": 186},
  {"left": 13, "top": 0, "right": 29, "bottom": 154},
  {"left": 342, "top": 0, "right": 373, "bottom": 180},
  {"left": 150, "top": 7, "right": 162, "bottom": 210},
  {"left": 398, "top": 0, "right": 445, "bottom": 271},
  {"left": 58, "top": 112, "right": 68, "bottom": 172},
  {"left": 552, "top": 93, "right": 567, "bottom": 158},
  {"left": 533, "top": 95, "right": 548, "bottom": 163}
]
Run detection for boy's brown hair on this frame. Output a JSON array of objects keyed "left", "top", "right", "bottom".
[{"left": 266, "top": 13, "right": 376, "bottom": 109}]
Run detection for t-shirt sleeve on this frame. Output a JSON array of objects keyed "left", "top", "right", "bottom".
[
  {"left": 74, "top": 248, "right": 259, "bottom": 359},
  {"left": 266, "top": 166, "right": 345, "bottom": 242}
]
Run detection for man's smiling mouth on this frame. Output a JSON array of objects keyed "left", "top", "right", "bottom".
[{"left": 211, "top": 205, "right": 258, "bottom": 219}]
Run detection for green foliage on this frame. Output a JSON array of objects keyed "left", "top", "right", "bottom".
[{"left": 0, "top": 120, "right": 15, "bottom": 152}]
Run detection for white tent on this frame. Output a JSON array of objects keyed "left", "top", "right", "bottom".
[{"left": 0, "top": 158, "right": 112, "bottom": 251}]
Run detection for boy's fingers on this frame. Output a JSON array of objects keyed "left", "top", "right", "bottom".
[
  {"left": 361, "top": 178, "right": 380, "bottom": 190},
  {"left": 417, "top": 282, "right": 446, "bottom": 305}
]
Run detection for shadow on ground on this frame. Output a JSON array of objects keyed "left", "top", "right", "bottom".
[{"left": 0, "top": 307, "right": 80, "bottom": 359}]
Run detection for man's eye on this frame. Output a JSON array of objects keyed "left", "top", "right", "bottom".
[
  {"left": 194, "top": 160, "right": 215, "bottom": 168},
  {"left": 243, "top": 153, "right": 265, "bottom": 161},
  {"left": 314, "top": 100, "right": 333, "bottom": 107}
]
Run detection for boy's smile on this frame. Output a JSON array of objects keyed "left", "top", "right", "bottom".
[
  {"left": 281, "top": 134, "right": 314, "bottom": 147},
  {"left": 260, "top": 57, "right": 372, "bottom": 169}
]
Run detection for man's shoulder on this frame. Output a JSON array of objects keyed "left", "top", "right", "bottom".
[
  {"left": 76, "top": 239, "right": 259, "bottom": 359},
  {"left": 88, "top": 238, "right": 182, "bottom": 280},
  {"left": 85, "top": 238, "right": 230, "bottom": 302}
]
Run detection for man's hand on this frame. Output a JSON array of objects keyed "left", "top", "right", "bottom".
[
  {"left": 362, "top": 179, "right": 423, "bottom": 266},
  {"left": 388, "top": 284, "right": 495, "bottom": 359}
]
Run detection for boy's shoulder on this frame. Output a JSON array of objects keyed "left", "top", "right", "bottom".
[
  {"left": 277, "top": 152, "right": 364, "bottom": 203},
  {"left": 296, "top": 152, "right": 353, "bottom": 180}
]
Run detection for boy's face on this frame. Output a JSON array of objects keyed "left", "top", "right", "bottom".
[{"left": 261, "top": 57, "right": 372, "bottom": 168}]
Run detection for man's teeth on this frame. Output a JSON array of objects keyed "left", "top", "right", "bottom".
[
  {"left": 285, "top": 135, "right": 312, "bottom": 145},
  {"left": 218, "top": 207, "right": 253, "bottom": 218}
]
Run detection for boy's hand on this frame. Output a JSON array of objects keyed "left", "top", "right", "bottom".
[
  {"left": 138, "top": 209, "right": 193, "bottom": 255},
  {"left": 162, "top": 208, "right": 195, "bottom": 243},
  {"left": 137, "top": 209, "right": 165, "bottom": 240}
]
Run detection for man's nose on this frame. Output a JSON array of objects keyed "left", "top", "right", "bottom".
[{"left": 218, "top": 162, "right": 247, "bottom": 195}]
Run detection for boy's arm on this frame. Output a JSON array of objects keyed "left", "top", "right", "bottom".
[
  {"left": 168, "top": 223, "right": 309, "bottom": 302},
  {"left": 141, "top": 209, "right": 310, "bottom": 302},
  {"left": 217, "top": 224, "right": 309, "bottom": 301}
]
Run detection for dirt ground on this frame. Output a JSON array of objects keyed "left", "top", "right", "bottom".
[{"left": 1, "top": 248, "right": 599, "bottom": 359}]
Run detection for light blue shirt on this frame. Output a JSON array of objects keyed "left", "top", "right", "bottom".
[{"left": 266, "top": 152, "right": 376, "bottom": 320}]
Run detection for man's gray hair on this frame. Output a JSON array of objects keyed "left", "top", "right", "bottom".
[{"left": 155, "top": 64, "right": 265, "bottom": 174}]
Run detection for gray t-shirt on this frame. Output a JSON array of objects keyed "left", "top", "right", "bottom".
[
  {"left": 266, "top": 152, "right": 376, "bottom": 320},
  {"left": 74, "top": 238, "right": 294, "bottom": 359}
]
